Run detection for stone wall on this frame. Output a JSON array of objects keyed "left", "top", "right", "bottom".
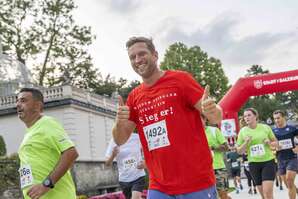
[
  {"left": 72, "top": 161, "right": 119, "bottom": 196},
  {"left": 0, "top": 157, "right": 22, "bottom": 199},
  {"left": 0, "top": 159, "right": 119, "bottom": 198}
]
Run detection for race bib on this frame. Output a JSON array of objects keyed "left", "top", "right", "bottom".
[
  {"left": 122, "top": 157, "right": 138, "bottom": 169},
  {"left": 279, "top": 139, "right": 293, "bottom": 150},
  {"left": 244, "top": 161, "right": 249, "bottom": 170},
  {"left": 143, "top": 120, "right": 170, "bottom": 151},
  {"left": 250, "top": 144, "right": 265, "bottom": 157},
  {"left": 231, "top": 162, "right": 239, "bottom": 168},
  {"left": 19, "top": 165, "right": 34, "bottom": 189}
]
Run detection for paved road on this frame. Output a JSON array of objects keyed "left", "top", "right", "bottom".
[{"left": 228, "top": 178, "right": 297, "bottom": 199}]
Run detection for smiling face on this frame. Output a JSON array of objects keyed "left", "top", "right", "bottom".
[
  {"left": 128, "top": 42, "right": 158, "bottom": 79},
  {"left": 16, "top": 91, "right": 42, "bottom": 125}
]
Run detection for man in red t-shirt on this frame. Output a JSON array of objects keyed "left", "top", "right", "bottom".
[{"left": 112, "top": 36, "right": 222, "bottom": 199}]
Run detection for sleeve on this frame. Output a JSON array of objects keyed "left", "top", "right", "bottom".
[
  {"left": 105, "top": 139, "right": 116, "bottom": 158},
  {"left": 266, "top": 125, "right": 276, "bottom": 140},
  {"left": 216, "top": 128, "right": 227, "bottom": 145},
  {"left": 294, "top": 126, "right": 298, "bottom": 136},
  {"left": 48, "top": 119, "right": 74, "bottom": 153},
  {"left": 236, "top": 129, "right": 244, "bottom": 146},
  {"left": 180, "top": 71, "right": 204, "bottom": 107},
  {"left": 127, "top": 91, "right": 138, "bottom": 124}
]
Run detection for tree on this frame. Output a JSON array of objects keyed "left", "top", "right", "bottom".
[
  {"left": 0, "top": 135, "right": 6, "bottom": 156},
  {"left": 160, "top": 42, "right": 229, "bottom": 100},
  {"left": 245, "top": 64, "right": 269, "bottom": 77},
  {"left": 0, "top": 0, "right": 100, "bottom": 88},
  {"left": 119, "top": 80, "right": 140, "bottom": 101}
]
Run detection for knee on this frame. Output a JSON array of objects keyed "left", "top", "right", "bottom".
[{"left": 286, "top": 178, "right": 295, "bottom": 188}]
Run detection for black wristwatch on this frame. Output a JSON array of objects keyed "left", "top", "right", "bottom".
[{"left": 42, "top": 177, "right": 55, "bottom": 189}]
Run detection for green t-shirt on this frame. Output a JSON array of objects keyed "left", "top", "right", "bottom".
[
  {"left": 237, "top": 123, "right": 275, "bottom": 163},
  {"left": 205, "top": 126, "right": 227, "bottom": 170},
  {"left": 18, "top": 116, "right": 76, "bottom": 199}
]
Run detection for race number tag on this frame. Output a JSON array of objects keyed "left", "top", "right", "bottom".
[
  {"left": 143, "top": 120, "right": 170, "bottom": 151},
  {"left": 244, "top": 161, "right": 249, "bottom": 170},
  {"left": 19, "top": 165, "right": 34, "bottom": 189},
  {"left": 122, "top": 157, "right": 137, "bottom": 169},
  {"left": 231, "top": 162, "right": 239, "bottom": 168},
  {"left": 250, "top": 144, "right": 265, "bottom": 157},
  {"left": 279, "top": 139, "right": 293, "bottom": 150}
]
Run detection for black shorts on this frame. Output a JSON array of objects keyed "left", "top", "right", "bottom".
[
  {"left": 119, "top": 176, "right": 146, "bottom": 199},
  {"left": 249, "top": 159, "right": 276, "bottom": 186},
  {"left": 231, "top": 169, "right": 241, "bottom": 177}
]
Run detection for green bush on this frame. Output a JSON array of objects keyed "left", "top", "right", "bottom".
[
  {"left": 0, "top": 153, "right": 20, "bottom": 193},
  {"left": 0, "top": 135, "right": 6, "bottom": 156}
]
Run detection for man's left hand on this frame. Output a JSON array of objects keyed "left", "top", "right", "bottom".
[{"left": 27, "top": 184, "right": 50, "bottom": 199}]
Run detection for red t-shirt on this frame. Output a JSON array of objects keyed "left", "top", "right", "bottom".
[{"left": 127, "top": 70, "right": 215, "bottom": 195}]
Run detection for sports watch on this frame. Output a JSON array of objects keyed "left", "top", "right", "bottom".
[{"left": 42, "top": 177, "right": 54, "bottom": 189}]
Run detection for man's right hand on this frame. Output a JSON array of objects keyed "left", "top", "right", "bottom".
[{"left": 116, "top": 96, "right": 130, "bottom": 124}]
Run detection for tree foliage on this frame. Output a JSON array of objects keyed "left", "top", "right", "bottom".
[
  {"left": 160, "top": 42, "right": 229, "bottom": 100},
  {"left": 0, "top": 0, "right": 100, "bottom": 88},
  {"left": 0, "top": 135, "right": 6, "bottom": 156}
]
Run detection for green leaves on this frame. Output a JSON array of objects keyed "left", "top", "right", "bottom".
[
  {"left": 0, "top": 0, "right": 98, "bottom": 88},
  {"left": 160, "top": 42, "right": 229, "bottom": 100}
]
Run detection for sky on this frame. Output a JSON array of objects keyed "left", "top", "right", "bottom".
[{"left": 73, "top": 0, "right": 298, "bottom": 84}]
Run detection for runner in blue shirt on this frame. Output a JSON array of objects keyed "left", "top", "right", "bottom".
[{"left": 272, "top": 110, "right": 298, "bottom": 199}]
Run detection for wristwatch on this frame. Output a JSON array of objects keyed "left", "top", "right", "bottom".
[{"left": 42, "top": 177, "right": 55, "bottom": 189}]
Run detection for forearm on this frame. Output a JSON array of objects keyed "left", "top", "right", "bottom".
[
  {"left": 237, "top": 143, "right": 248, "bottom": 155},
  {"left": 205, "top": 105, "right": 222, "bottom": 124},
  {"left": 105, "top": 155, "right": 116, "bottom": 167},
  {"left": 112, "top": 121, "right": 135, "bottom": 145},
  {"left": 49, "top": 147, "right": 78, "bottom": 184},
  {"left": 213, "top": 143, "right": 229, "bottom": 152}
]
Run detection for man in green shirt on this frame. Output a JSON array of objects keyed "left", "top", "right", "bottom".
[
  {"left": 17, "top": 88, "right": 78, "bottom": 199},
  {"left": 203, "top": 117, "right": 231, "bottom": 199}
]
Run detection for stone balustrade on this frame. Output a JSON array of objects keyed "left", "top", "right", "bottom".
[{"left": 0, "top": 85, "right": 117, "bottom": 112}]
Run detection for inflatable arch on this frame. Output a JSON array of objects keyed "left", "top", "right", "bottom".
[{"left": 218, "top": 69, "right": 298, "bottom": 140}]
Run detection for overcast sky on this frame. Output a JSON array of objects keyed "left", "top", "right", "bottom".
[{"left": 73, "top": 0, "right": 298, "bottom": 84}]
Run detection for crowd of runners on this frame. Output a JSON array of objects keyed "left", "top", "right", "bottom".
[{"left": 16, "top": 36, "right": 298, "bottom": 199}]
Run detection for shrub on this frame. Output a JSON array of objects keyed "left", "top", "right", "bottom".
[{"left": 0, "top": 135, "right": 6, "bottom": 156}]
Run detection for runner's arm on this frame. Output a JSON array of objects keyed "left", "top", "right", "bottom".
[
  {"left": 105, "top": 146, "right": 119, "bottom": 167},
  {"left": 48, "top": 147, "right": 78, "bottom": 184},
  {"left": 112, "top": 121, "right": 136, "bottom": 145}
]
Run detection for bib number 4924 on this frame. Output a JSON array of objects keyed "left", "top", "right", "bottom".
[{"left": 143, "top": 120, "right": 170, "bottom": 151}]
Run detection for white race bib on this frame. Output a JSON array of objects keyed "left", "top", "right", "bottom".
[
  {"left": 231, "top": 162, "right": 239, "bottom": 168},
  {"left": 244, "top": 161, "right": 249, "bottom": 170},
  {"left": 122, "top": 157, "right": 137, "bottom": 169},
  {"left": 143, "top": 120, "right": 170, "bottom": 151},
  {"left": 250, "top": 144, "right": 265, "bottom": 157},
  {"left": 19, "top": 165, "right": 34, "bottom": 189},
  {"left": 279, "top": 139, "right": 293, "bottom": 150}
]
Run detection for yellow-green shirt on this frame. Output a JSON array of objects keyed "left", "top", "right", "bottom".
[
  {"left": 237, "top": 123, "right": 275, "bottom": 163},
  {"left": 205, "top": 126, "right": 227, "bottom": 170},
  {"left": 18, "top": 116, "right": 76, "bottom": 199}
]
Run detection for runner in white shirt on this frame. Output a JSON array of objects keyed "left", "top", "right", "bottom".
[{"left": 105, "top": 133, "right": 146, "bottom": 199}]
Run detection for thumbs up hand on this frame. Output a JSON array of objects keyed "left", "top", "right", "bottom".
[
  {"left": 116, "top": 96, "right": 130, "bottom": 124},
  {"left": 201, "top": 85, "right": 216, "bottom": 116}
]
